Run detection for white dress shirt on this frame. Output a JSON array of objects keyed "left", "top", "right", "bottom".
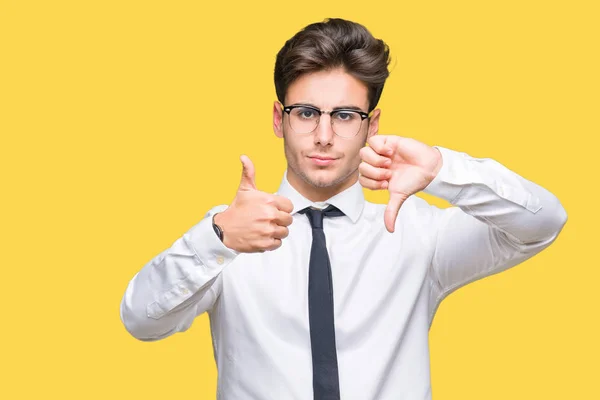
[{"left": 120, "top": 146, "right": 567, "bottom": 400}]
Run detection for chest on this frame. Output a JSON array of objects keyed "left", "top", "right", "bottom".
[{"left": 218, "top": 218, "right": 433, "bottom": 336}]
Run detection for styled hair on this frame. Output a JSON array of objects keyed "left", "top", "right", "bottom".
[{"left": 274, "top": 18, "right": 391, "bottom": 112}]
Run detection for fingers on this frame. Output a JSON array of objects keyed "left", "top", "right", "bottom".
[
  {"left": 259, "top": 218, "right": 288, "bottom": 253},
  {"left": 384, "top": 193, "right": 406, "bottom": 233},
  {"left": 253, "top": 221, "right": 288, "bottom": 253},
  {"left": 273, "top": 210, "right": 293, "bottom": 227},
  {"left": 359, "top": 161, "right": 392, "bottom": 181},
  {"left": 272, "top": 194, "right": 294, "bottom": 213},
  {"left": 359, "top": 175, "right": 388, "bottom": 190},
  {"left": 272, "top": 224, "right": 290, "bottom": 239},
  {"left": 367, "top": 135, "right": 394, "bottom": 156},
  {"left": 252, "top": 221, "right": 287, "bottom": 253},
  {"left": 256, "top": 237, "right": 283, "bottom": 252},
  {"left": 239, "top": 155, "right": 257, "bottom": 191},
  {"left": 264, "top": 238, "right": 283, "bottom": 252},
  {"left": 360, "top": 146, "right": 392, "bottom": 168}
]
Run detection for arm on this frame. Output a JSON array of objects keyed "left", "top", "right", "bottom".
[
  {"left": 119, "top": 155, "right": 295, "bottom": 341},
  {"left": 423, "top": 146, "right": 568, "bottom": 324},
  {"left": 119, "top": 205, "right": 239, "bottom": 341}
]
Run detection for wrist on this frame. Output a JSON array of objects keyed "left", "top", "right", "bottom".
[
  {"left": 213, "top": 210, "right": 235, "bottom": 250},
  {"left": 212, "top": 213, "right": 224, "bottom": 242},
  {"left": 431, "top": 147, "right": 443, "bottom": 178}
]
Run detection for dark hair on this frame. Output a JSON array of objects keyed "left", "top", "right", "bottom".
[{"left": 274, "top": 18, "right": 391, "bottom": 112}]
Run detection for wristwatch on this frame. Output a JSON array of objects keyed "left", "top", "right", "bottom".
[{"left": 212, "top": 213, "right": 224, "bottom": 242}]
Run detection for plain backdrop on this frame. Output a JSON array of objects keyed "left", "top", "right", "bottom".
[{"left": 1, "top": 1, "right": 598, "bottom": 399}]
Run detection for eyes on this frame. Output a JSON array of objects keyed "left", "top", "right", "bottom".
[
  {"left": 292, "top": 107, "right": 359, "bottom": 122},
  {"left": 298, "top": 109, "right": 317, "bottom": 119}
]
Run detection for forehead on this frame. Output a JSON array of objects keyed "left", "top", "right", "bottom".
[{"left": 285, "top": 68, "right": 369, "bottom": 111}]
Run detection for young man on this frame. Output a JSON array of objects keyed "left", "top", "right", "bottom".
[{"left": 120, "top": 18, "right": 567, "bottom": 400}]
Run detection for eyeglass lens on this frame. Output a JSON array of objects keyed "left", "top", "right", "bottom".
[{"left": 288, "top": 106, "right": 363, "bottom": 137}]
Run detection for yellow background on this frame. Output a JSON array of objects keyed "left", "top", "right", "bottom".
[{"left": 1, "top": 0, "right": 598, "bottom": 398}]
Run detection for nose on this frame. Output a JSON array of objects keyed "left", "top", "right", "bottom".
[{"left": 313, "top": 114, "right": 335, "bottom": 146}]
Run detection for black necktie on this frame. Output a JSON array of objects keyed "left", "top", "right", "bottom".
[{"left": 299, "top": 205, "right": 345, "bottom": 400}]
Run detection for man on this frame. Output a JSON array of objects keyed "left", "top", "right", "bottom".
[{"left": 120, "top": 18, "right": 567, "bottom": 399}]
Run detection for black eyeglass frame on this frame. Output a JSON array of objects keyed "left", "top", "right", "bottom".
[{"left": 282, "top": 104, "right": 371, "bottom": 137}]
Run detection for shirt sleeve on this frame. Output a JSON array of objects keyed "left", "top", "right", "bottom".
[
  {"left": 119, "top": 204, "right": 239, "bottom": 341},
  {"left": 423, "top": 146, "right": 568, "bottom": 325}
]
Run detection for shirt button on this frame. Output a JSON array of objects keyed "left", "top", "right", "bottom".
[
  {"left": 216, "top": 255, "right": 224, "bottom": 265},
  {"left": 180, "top": 287, "right": 189, "bottom": 295}
]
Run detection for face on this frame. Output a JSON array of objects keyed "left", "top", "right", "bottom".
[{"left": 273, "top": 68, "right": 381, "bottom": 201}]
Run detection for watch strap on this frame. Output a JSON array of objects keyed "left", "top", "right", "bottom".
[{"left": 212, "top": 213, "right": 224, "bottom": 242}]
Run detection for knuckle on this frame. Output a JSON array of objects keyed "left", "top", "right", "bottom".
[
  {"left": 263, "top": 224, "right": 275, "bottom": 236},
  {"left": 285, "top": 200, "right": 293, "bottom": 211},
  {"left": 260, "top": 239, "right": 272, "bottom": 250},
  {"left": 359, "top": 177, "right": 373, "bottom": 189},
  {"left": 280, "top": 214, "right": 292, "bottom": 226},
  {"left": 266, "top": 209, "right": 278, "bottom": 221},
  {"left": 276, "top": 196, "right": 293, "bottom": 212},
  {"left": 264, "top": 194, "right": 276, "bottom": 205},
  {"left": 260, "top": 206, "right": 276, "bottom": 220},
  {"left": 263, "top": 238, "right": 279, "bottom": 251}
]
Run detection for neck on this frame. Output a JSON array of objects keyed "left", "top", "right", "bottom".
[{"left": 287, "top": 168, "right": 358, "bottom": 202}]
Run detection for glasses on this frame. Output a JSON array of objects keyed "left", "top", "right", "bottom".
[{"left": 282, "top": 104, "right": 370, "bottom": 138}]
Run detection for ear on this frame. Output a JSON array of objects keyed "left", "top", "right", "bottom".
[
  {"left": 273, "top": 101, "right": 284, "bottom": 139},
  {"left": 366, "top": 108, "right": 381, "bottom": 139}
]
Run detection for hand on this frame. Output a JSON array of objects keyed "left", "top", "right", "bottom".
[
  {"left": 214, "top": 155, "right": 294, "bottom": 253},
  {"left": 359, "top": 135, "right": 443, "bottom": 233}
]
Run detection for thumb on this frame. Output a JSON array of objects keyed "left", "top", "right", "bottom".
[
  {"left": 239, "top": 155, "right": 257, "bottom": 191},
  {"left": 384, "top": 193, "right": 405, "bottom": 233}
]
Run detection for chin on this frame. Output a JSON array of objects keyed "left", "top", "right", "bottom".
[{"left": 301, "top": 167, "right": 349, "bottom": 188}]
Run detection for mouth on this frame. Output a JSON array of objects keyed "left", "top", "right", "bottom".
[{"left": 307, "top": 154, "right": 339, "bottom": 166}]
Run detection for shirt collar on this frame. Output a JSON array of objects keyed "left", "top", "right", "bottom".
[{"left": 275, "top": 170, "right": 365, "bottom": 223}]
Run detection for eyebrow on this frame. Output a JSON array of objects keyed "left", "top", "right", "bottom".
[{"left": 290, "top": 102, "right": 367, "bottom": 113}]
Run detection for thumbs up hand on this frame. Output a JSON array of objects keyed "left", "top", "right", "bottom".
[
  {"left": 358, "top": 136, "right": 443, "bottom": 233},
  {"left": 213, "top": 155, "right": 294, "bottom": 253}
]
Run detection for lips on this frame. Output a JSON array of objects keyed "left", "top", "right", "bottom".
[
  {"left": 309, "top": 155, "right": 337, "bottom": 161},
  {"left": 307, "top": 154, "right": 339, "bottom": 166}
]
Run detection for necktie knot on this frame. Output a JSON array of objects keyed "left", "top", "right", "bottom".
[{"left": 300, "top": 205, "right": 345, "bottom": 229}]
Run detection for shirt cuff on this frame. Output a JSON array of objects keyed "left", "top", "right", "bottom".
[
  {"left": 184, "top": 206, "right": 240, "bottom": 270},
  {"left": 422, "top": 146, "right": 466, "bottom": 203}
]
